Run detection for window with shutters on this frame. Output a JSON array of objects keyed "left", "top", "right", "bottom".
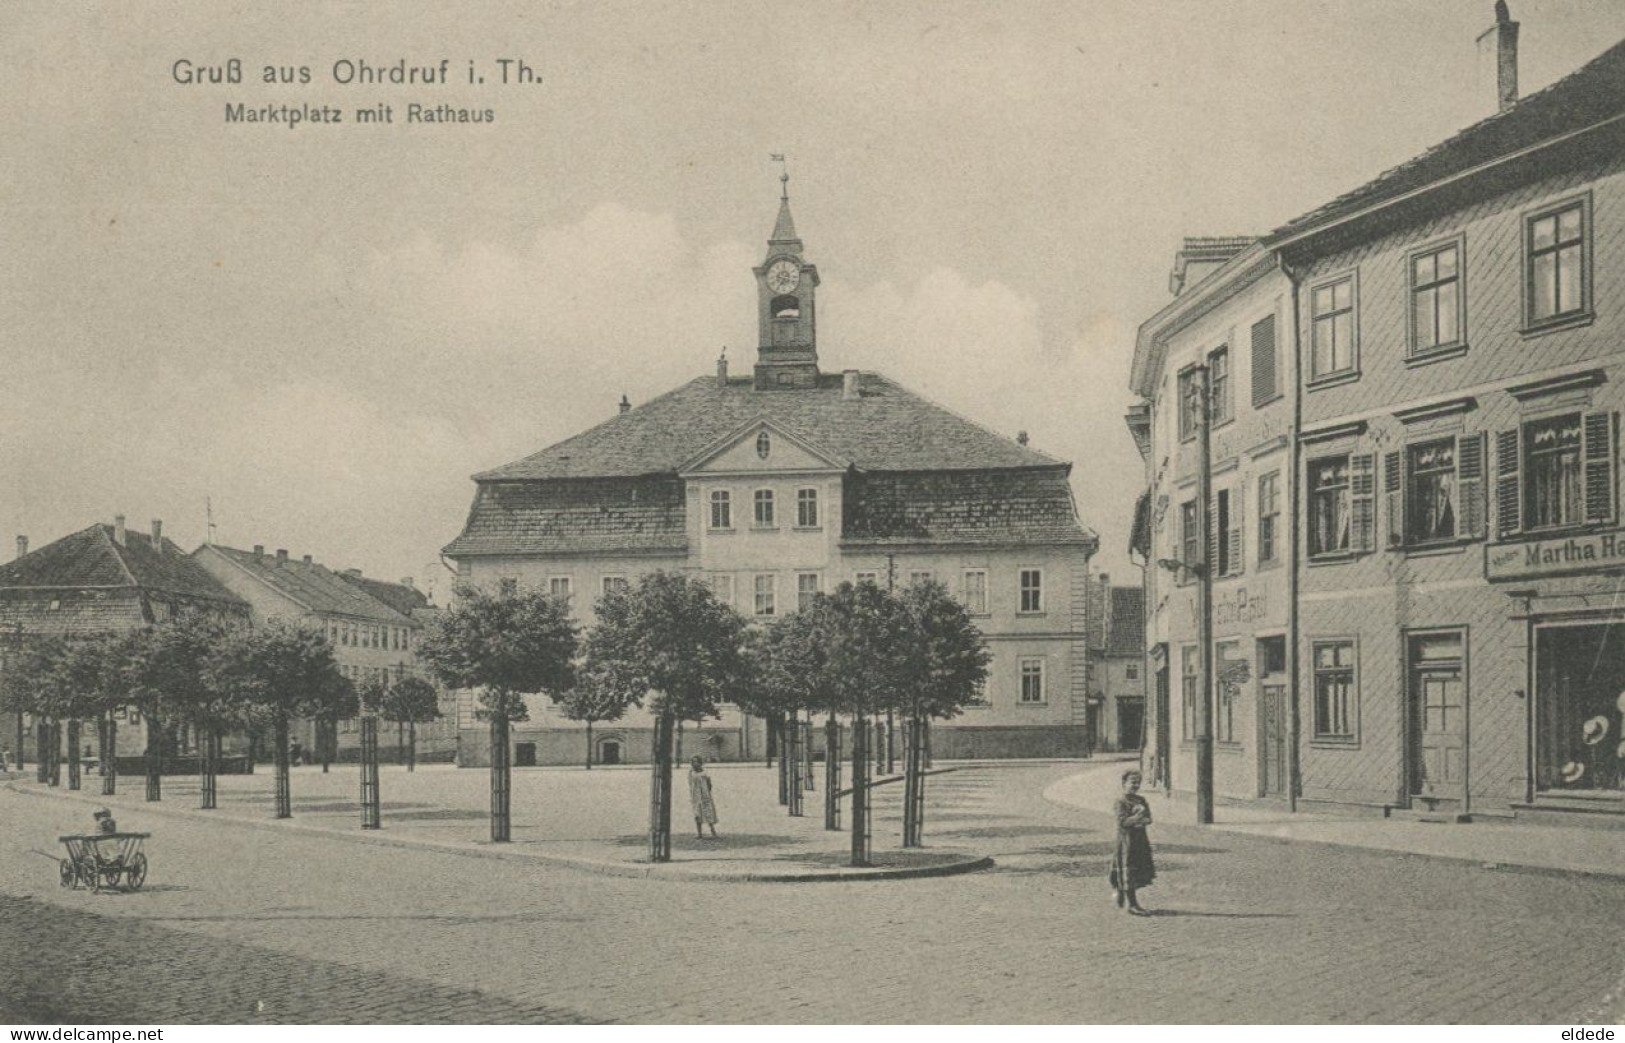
[
  {"left": 1524, "top": 195, "right": 1591, "bottom": 330},
  {"left": 1258, "top": 471, "right": 1280, "bottom": 565},
  {"left": 1309, "top": 273, "right": 1358, "bottom": 383},
  {"left": 1181, "top": 499, "right": 1200, "bottom": 583},
  {"left": 1251, "top": 314, "right": 1279, "bottom": 407},
  {"left": 1214, "top": 486, "right": 1243, "bottom": 577},
  {"left": 1500, "top": 411, "right": 1616, "bottom": 536},
  {"left": 1408, "top": 238, "right": 1466, "bottom": 359},
  {"left": 1386, "top": 434, "right": 1487, "bottom": 548},
  {"left": 1308, "top": 453, "right": 1374, "bottom": 558},
  {"left": 1209, "top": 347, "right": 1232, "bottom": 426}
]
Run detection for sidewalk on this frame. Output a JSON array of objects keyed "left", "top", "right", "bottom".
[
  {"left": 3, "top": 762, "right": 992, "bottom": 883},
  {"left": 1044, "top": 761, "right": 1625, "bottom": 881}
]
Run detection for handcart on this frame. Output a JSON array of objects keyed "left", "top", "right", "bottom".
[{"left": 58, "top": 832, "right": 150, "bottom": 892}]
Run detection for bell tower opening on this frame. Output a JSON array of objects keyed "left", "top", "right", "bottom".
[{"left": 754, "top": 166, "right": 820, "bottom": 390}]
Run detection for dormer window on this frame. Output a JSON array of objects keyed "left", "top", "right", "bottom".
[
  {"left": 771, "top": 294, "right": 800, "bottom": 319},
  {"left": 756, "top": 431, "right": 772, "bottom": 458}
]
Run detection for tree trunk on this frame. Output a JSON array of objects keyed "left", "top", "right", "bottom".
[
  {"left": 66, "top": 719, "right": 80, "bottom": 791},
  {"left": 765, "top": 713, "right": 776, "bottom": 768},
  {"left": 903, "top": 710, "right": 927, "bottom": 848},
  {"left": 886, "top": 709, "right": 896, "bottom": 774},
  {"left": 145, "top": 713, "right": 162, "bottom": 802},
  {"left": 47, "top": 720, "right": 61, "bottom": 787},
  {"left": 850, "top": 717, "right": 870, "bottom": 867},
  {"left": 360, "top": 716, "right": 380, "bottom": 829},
  {"left": 200, "top": 726, "right": 217, "bottom": 809},
  {"left": 802, "top": 713, "right": 814, "bottom": 792},
  {"left": 648, "top": 712, "right": 674, "bottom": 862},
  {"left": 36, "top": 721, "right": 48, "bottom": 783},
  {"left": 398, "top": 719, "right": 405, "bottom": 766},
  {"left": 14, "top": 711, "right": 24, "bottom": 775},
  {"left": 408, "top": 719, "right": 416, "bottom": 772},
  {"left": 273, "top": 713, "right": 291, "bottom": 818},
  {"left": 321, "top": 718, "right": 332, "bottom": 774},
  {"left": 584, "top": 719, "right": 593, "bottom": 770},
  {"left": 824, "top": 716, "right": 841, "bottom": 831},
  {"left": 101, "top": 715, "right": 117, "bottom": 796},
  {"left": 777, "top": 714, "right": 789, "bottom": 805},
  {"left": 490, "top": 713, "right": 510, "bottom": 842}
]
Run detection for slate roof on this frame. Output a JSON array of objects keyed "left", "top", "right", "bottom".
[
  {"left": 1271, "top": 37, "right": 1625, "bottom": 242},
  {"left": 444, "top": 476, "right": 689, "bottom": 558},
  {"left": 475, "top": 371, "right": 1062, "bottom": 481},
  {"left": 0, "top": 523, "right": 247, "bottom": 607},
  {"left": 842, "top": 470, "right": 1094, "bottom": 547},
  {"left": 200, "top": 545, "right": 414, "bottom": 625},
  {"left": 333, "top": 571, "right": 432, "bottom": 618},
  {"left": 1106, "top": 586, "right": 1146, "bottom": 658}
]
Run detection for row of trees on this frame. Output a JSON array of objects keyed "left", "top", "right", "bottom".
[
  {"left": 0, "top": 617, "right": 442, "bottom": 817},
  {"left": 416, "top": 571, "right": 989, "bottom": 864}
]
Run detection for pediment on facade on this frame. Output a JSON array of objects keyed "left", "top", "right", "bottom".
[{"left": 678, "top": 416, "right": 847, "bottom": 476}]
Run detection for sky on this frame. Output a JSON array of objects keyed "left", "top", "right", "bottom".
[{"left": 2, "top": 0, "right": 1621, "bottom": 600}]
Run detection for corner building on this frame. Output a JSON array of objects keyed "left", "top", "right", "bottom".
[
  {"left": 442, "top": 191, "right": 1100, "bottom": 767},
  {"left": 1276, "top": 38, "right": 1625, "bottom": 817}
]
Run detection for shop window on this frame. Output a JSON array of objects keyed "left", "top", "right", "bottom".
[
  {"left": 1535, "top": 622, "right": 1625, "bottom": 792},
  {"left": 1498, "top": 411, "right": 1616, "bottom": 537},
  {"left": 1215, "top": 641, "right": 1242, "bottom": 744}
]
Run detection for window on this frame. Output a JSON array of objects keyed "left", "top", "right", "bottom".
[
  {"left": 1251, "top": 313, "right": 1278, "bottom": 406},
  {"left": 710, "top": 573, "right": 734, "bottom": 607},
  {"left": 1258, "top": 636, "right": 1287, "bottom": 677},
  {"left": 1258, "top": 472, "right": 1280, "bottom": 565},
  {"left": 909, "top": 570, "right": 934, "bottom": 587},
  {"left": 1019, "top": 569, "right": 1043, "bottom": 613},
  {"left": 796, "top": 487, "right": 819, "bottom": 528},
  {"left": 962, "top": 569, "right": 988, "bottom": 615},
  {"left": 796, "top": 572, "right": 820, "bottom": 612},
  {"left": 854, "top": 571, "right": 878, "bottom": 587},
  {"left": 753, "top": 489, "right": 775, "bottom": 527},
  {"left": 1526, "top": 197, "right": 1589, "bottom": 327},
  {"left": 602, "top": 575, "right": 628, "bottom": 596},
  {"left": 1181, "top": 645, "right": 1198, "bottom": 741},
  {"left": 498, "top": 578, "right": 517, "bottom": 597},
  {"left": 1178, "top": 366, "right": 1201, "bottom": 441},
  {"left": 1387, "top": 435, "right": 1487, "bottom": 548},
  {"left": 1309, "top": 274, "right": 1357, "bottom": 380},
  {"left": 1312, "top": 640, "right": 1357, "bottom": 741},
  {"left": 1181, "top": 499, "right": 1199, "bottom": 581},
  {"left": 756, "top": 430, "right": 772, "bottom": 459},
  {"left": 1308, "top": 454, "right": 1374, "bottom": 557},
  {"left": 1214, "top": 487, "right": 1242, "bottom": 577},
  {"left": 1215, "top": 641, "right": 1240, "bottom": 744},
  {"left": 709, "top": 490, "right": 732, "bottom": 530},
  {"left": 402, "top": 630, "right": 410, "bottom": 651},
  {"left": 1500, "top": 411, "right": 1616, "bottom": 535},
  {"left": 753, "top": 574, "right": 775, "bottom": 616},
  {"left": 1019, "top": 658, "right": 1046, "bottom": 703},
  {"left": 1410, "top": 240, "right": 1463, "bottom": 355},
  {"left": 548, "top": 576, "right": 572, "bottom": 601},
  {"left": 1125, "top": 662, "right": 1139, "bottom": 680},
  {"left": 1209, "top": 347, "right": 1232, "bottom": 426}
]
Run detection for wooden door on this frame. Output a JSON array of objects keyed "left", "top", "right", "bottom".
[
  {"left": 1261, "top": 684, "right": 1287, "bottom": 796},
  {"left": 1411, "top": 664, "right": 1464, "bottom": 799}
]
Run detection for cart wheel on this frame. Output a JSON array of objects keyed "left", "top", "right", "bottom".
[
  {"left": 125, "top": 853, "right": 147, "bottom": 891},
  {"left": 59, "top": 859, "right": 74, "bottom": 888}
]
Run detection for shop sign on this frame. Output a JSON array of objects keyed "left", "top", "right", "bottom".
[
  {"left": 1214, "top": 586, "right": 1268, "bottom": 626},
  {"left": 1486, "top": 529, "right": 1625, "bottom": 581}
]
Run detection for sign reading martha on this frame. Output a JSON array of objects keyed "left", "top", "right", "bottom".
[{"left": 1486, "top": 530, "right": 1625, "bottom": 581}]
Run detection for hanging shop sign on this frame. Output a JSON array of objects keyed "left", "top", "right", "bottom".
[{"left": 1486, "top": 529, "right": 1625, "bottom": 581}]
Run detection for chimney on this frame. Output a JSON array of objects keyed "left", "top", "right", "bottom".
[
  {"left": 1477, "top": 1, "right": 1519, "bottom": 114},
  {"left": 150, "top": 519, "right": 163, "bottom": 554},
  {"left": 302, "top": 554, "right": 313, "bottom": 565},
  {"left": 276, "top": 548, "right": 288, "bottom": 564},
  {"left": 344, "top": 568, "right": 362, "bottom": 579},
  {"left": 716, "top": 351, "right": 729, "bottom": 388},
  {"left": 619, "top": 394, "right": 631, "bottom": 415},
  {"left": 253, "top": 544, "right": 264, "bottom": 559},
  {"left": 1099, "top": 572, "right": 1110, "bottom": 589},
  {"left": 113, "top": 515, "right": 126, "bottom": 546},
  {"left": 1017, "top": 430, "right": 1030, "bottom": 446},
  {"left": 842, "top": 369, "right": 860, "bottom": 400},
  {"left": 15, "top": 536, "right": 27, "bottom": 560}
]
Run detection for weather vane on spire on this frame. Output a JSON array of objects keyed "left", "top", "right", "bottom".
[{"left": 770, "top": 153, "right": 789, "bottom": 199}]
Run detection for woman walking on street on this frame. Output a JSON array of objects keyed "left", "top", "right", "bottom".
[
  {"left": 1110, "top": 769, "right": 1155, "bottom": 915},
  {"left": 688, "top": 755, "right": 719, "bottom": 839}
]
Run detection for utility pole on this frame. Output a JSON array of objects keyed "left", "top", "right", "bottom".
[{"left": 1192, "top": 364, "right": 1215, "bottom": 826}]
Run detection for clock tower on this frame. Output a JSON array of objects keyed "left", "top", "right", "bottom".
[{"left": 753, "top": 174, "right": 821, "bottom": 390}]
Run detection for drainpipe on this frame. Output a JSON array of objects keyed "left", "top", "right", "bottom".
[{"left": 1282, "top": 254, "right": 1304, "bottom": 814}]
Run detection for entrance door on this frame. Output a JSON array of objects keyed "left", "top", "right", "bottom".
[
  {"left": 514, "top": 742, "right": 537, "bottom": 768},
  {"left": 1408, "top": 632, "right": 1465, "bottom": 802},
  {"left": 599, "top": 740, "right": 621, "bottom": 766},
  {"left": 1117, "top": 699, "right": 1144, "bottom": 753},
  {"left": 1153, "top": 661, "right": 1171, "bottom": 789},
  {"left": 1260, "top": 684, "right": 1287, "bottom": 796}
]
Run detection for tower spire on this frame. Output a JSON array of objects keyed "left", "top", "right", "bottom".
[{"left": 769, "top": 153, "right": 798, "bottom": 242}]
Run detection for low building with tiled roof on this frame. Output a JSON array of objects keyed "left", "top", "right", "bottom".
[
  {"left": 442, "top": 187, "right": 1101, "bottom": 767},
  {"left": 193, "top": 543, "right": 451, "bottom": 762},
  {"left": 0, "top": 516, "right": 251, "bottom": 767}
]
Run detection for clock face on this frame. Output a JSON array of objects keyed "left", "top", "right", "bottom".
[{"left": 766, "top": 259, "right": 800, "bottom": 294}]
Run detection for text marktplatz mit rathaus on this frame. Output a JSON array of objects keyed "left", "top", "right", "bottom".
[{"left": 224, "top": 102, "right": 495, "bottom": 127}]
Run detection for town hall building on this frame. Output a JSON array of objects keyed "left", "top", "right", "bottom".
[{"left": 441, "top": 186, "right": 1100, "bottom": 766}]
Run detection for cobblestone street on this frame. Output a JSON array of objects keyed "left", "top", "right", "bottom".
[{"left": 1, "top": 762, "right": 1620, "bottom": 1024}]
